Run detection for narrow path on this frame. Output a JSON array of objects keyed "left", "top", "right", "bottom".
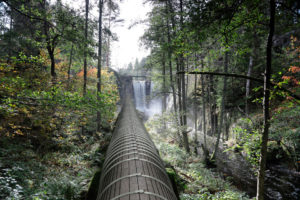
[{"left": 97, "top": 81, "right": 177, "bottom": 200}]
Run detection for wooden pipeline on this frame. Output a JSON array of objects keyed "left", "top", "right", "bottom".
[{"left": 96, "top": 81, "right": 177, "bottom": 200}]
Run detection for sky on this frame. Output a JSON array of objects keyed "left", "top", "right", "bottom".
[
  {"left": 110, "top": 0, "right": 151, "bottom": 70},
  {"left": 60, "top": 0, "right": 152, "bottom": 70}
]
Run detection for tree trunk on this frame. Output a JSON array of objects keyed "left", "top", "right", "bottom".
[
  {"left": 212, "top": 50, "right": 228, "bottom": 160},
  {"left": 225, "top": 112, "right": 230, "bottom": 140},
  {"left": 176, "top": 61, "right": 184, "bottom": 127},
  {"left": 209, "top": 75, "right": 216, "bottom": 135},
  {"left": 201, "top": 59, "right": 207, "bottom": 153},
  {"left": 179, "top": 0, "right": 190, "bottom": 153},
  {"left": 206, "top": 76, "right": 212, "bottom": 136},
  {"left": 256, "top": 0, "right": 275, "bottom": 199},
  {"left": 83, "top": 0, "right": 89, "bottom": 96},
  {"left": 177, "top": 59, "right": 186, "bottom": 149},
  {"left": 170, "top": 60, "right": 181, "bottom": 143},
  {"left": 42, "top": 0, "right": 56, "bottom": 80},
  {"left": 194, "top": 65, "right": 198, "bottom": 154},
  {"left": 67, "top": 43, "right": 74, "bottom": 82},
  {"left": 49, "top": 49, "right": 55, "bottom": 78},
  {"left": 162, "top": 52, "right": 167, "bottom": 130},
  {"left": 245, "top": 56, "right": 253, "bottom": 116},
  {"left": 8, "top": 11, "right": 13, "bottom": 62},
  {"left": 165, "top": 0, "right": 181, "bottom": 144},
  {"left": 186, "top": 57, "right": 189, "bottom": 98},
  {"left": 181, "top": 61, "right": 189, "bottom": 153},
  {"left": 97, "top": 0, "right": 103, "bottom": 132},
  {"left": 166, "top": 9, "right": 182, "bottom": 145},
  {"left": 106, "top": 6, "right": 112, "bottom": 68}
]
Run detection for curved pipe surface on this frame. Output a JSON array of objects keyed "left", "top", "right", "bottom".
[{"left": 97, "top": 91, "right": 177, "bottom": 200}]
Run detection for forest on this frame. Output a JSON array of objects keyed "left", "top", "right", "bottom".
[{"left": 0, "top": 0, "right": 299, "bottom": 200}]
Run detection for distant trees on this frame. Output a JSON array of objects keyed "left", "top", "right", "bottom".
[{"left": 119, "top": 57, "right": 148, "bottom": 76}]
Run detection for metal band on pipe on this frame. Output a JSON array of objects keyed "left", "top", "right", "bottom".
[
  {"left": 108, "top": 139, "right": 155, "bottom": 153},
  {"left": 99, "top": 173, "right": 176, "bottom": 200},
  {"left": 110, "top": 190, "right": 169, "bottom": 200},
  {"left": 103, "top": 145, "right": 161, "bottom": 169},
  {"left": 105, "top": 141, "right": 158, "bottom": 160},
  {"left": 102, "top": 151, "right": 165, "bottom": 173},
  {"left": 98, "top": 173, "right": 142, "bottom": 199},
  {"left": 102, "top": 146, "right": 163, "bottom": 170},
  {"left": 102, "top": 157, "right": 169, "bottom": 183},
  {"left": 108, "top": 135, "right": 154, "bottom": 150}
]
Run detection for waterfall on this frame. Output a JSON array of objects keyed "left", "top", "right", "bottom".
[
  {"left": 133, "top": 80, "right": 162, "bottom": 118},
  {"left": 133, "top": 80, "right": 146, "bottom": 112}
]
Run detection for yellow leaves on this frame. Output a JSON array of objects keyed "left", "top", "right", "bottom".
[
  {"left": 8, "top": 123, "right": 17, "bottom": 129},
  {"left": 7, "top": 123, "right": 30, "bottom": 137},
  {"left": 291, "top": 35, "right": 297, "bottom": 43},
  {"left": 40, "top": 49, "right": 50, "bottom": 66},
  {"left": 0, "top": 66, "right": 5, "bottom": 71},
  {"left": 14, "top": 129, "right": 24, "bottom": 136},
  {"left": 20, "top": 107, "right": 30, "bottom": 115}
]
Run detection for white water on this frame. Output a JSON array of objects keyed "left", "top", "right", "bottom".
[{"left": 133, "top": 80, "right": 162, "bottom": 118}]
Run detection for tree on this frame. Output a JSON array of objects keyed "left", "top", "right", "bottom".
[
  {"left": 212, "top": 50, "right": 229, "bottom": 160},
  {"left": 83, "top": 0, "right": 89, "bottom": 95},
  {"left": 97, "top": 0, "right": 104, "bottom": 132},
  {"left": 256, "top": 0, "right": 275, "bottom": 199}
]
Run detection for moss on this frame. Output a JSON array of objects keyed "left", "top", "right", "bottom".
[
  {"left": 166, "top": 167, "right": 186, "bottom": 199},
  {"left": 85, "top": 169, "right": 102, "bottom": 200}
]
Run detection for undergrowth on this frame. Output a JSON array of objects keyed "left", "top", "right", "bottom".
[
  {"left": 0, "top": 132, "right": 108, "bottom": 200},
  {"left": 147, "top": 121, "right": 252, "bottom": 200}
]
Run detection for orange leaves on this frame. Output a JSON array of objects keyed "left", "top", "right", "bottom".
[
  {"left": 289, "top": 66, "right": 300, "bottom": 73},
  {"left": 282, "top": 76, "right": 291, "bottom": 80},
  {"left": 77, "top": 67, "right": 97, "bottom": 78},
  {"left": 282, "top": 36, "right": 300, "bottom": 87},
  {"left": 76, "top": 67, "right": 114, "bottom": 79},
  {"left": 88, "top": 67, "right": 97, "bottom": 77},
  {"left": 281, "top": 75, "right": 299, "bottom": 86},
  {"left": 77, "top": 70, "right": 84, "bottom": 77},
  {"left": 282, "top": 66, "right": 300, "bottom": 86}
]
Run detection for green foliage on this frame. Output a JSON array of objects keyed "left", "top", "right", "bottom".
[
  {"left": 180, "top": 190, "right": 251, "bottom": 200},
  {"left": 0, "top": 168, "right": 24, "bottom": 199},
  {"left": 270, "top": 103, "right": 300, "bottom": 169},
  {"left": 148, "top": 121, "right": 250, "bottom": 200},
  {"left": 0, "top": 132, "right": 106, "bottom": 200},
  {"left": 225, "top": 118, "right": 261, "bottom": 169},
  {"left": 0, "top": 51, "right": 119, "bottom": 139},
  {"left": 0, "top": 44, "right": 118, "bottom": 200}
]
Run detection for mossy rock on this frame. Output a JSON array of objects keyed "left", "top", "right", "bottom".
[
  {"left": 85, "top": 169, "right": 102, "bottom": 200},
  {"left": 166, "top": 167, "right": 186, "bottom": 199}
]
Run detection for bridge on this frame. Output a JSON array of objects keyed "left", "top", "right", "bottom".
[{"left": 96, "top": 78, "right": 177, "bottom": 200}]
